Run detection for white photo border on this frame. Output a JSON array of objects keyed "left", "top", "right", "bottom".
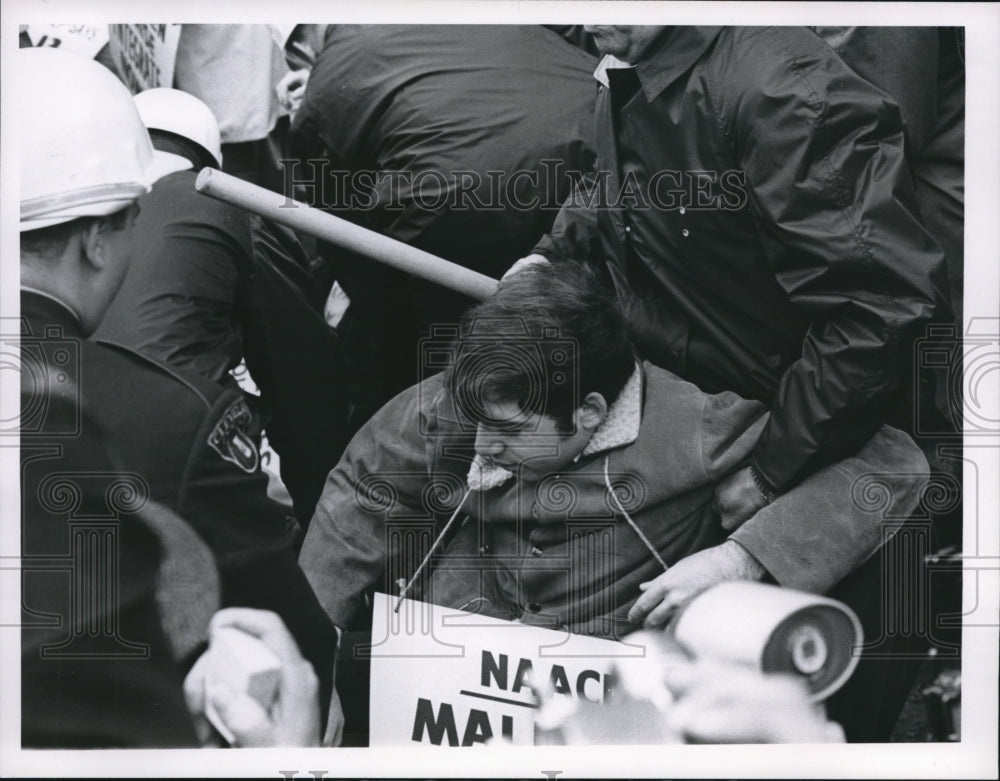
[{"left": 2, "top": 2, "right": 997, "bottom": 778}]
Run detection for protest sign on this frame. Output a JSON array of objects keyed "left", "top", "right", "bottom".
[
  {"left": 108, "top": 24, "right": 181, "bottom": 92},
  {"left": 368, "top": 593, "right": 644, "bottom": 746}
]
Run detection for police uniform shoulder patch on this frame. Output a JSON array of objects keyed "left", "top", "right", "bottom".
[{"left": 207, "top": 398, "right": 260, "bottom": 474}]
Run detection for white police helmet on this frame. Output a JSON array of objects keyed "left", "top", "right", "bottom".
[
  {"left": 18, "top": 48, "right": 188, "bottom": 232},
  {"left": 134, "top": 87, "right": 223, "bottom": 168}
]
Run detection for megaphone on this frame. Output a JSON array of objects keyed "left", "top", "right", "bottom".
[
  {"left": 669, "top": 581, "right": 862, "bottom": 702},
  {"left": 533, "top": 582, "right": 862, "bottom": 745}
]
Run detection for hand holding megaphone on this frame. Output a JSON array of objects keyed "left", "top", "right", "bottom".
[{"left": 183, "top": 608, "right": 323, "bottom": 747}]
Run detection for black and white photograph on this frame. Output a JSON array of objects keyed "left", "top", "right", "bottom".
[{"left": 1, "top": 2, "right": 997, "bottom": 778}]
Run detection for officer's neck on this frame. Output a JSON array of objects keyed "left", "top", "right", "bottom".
[{"left": 21, "top": 257, "right": 90, "bottom": 334}]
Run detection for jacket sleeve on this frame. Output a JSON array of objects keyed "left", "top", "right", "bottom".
[
  {"left": 725, "top": 28, "right": 950, "bottom": 492},
  {"left": 692, "top": 379, "right": 931, "bottom": 594},
  {"left": 731, "top": 424, "right": 929, "bottom": 593},
  {"left": 177, "top": 392, "right": 339, "bottom": 713},
  {"left": 811, "top": 27, "right": 940, "bottom": 153},
  {"left": 532, "top": 174, "right": 607, "bottom": 266},
  {"left": 21, "top": 401, "right": 199, "bottom": 748},
  {"left": 298, "top": 384, "right": 439, "bottom": 629},
  {"left": 92, "top": 183, "right": 253, "bottom": 385}
]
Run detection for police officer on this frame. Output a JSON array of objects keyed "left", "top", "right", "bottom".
[
  {"left": 18, "top": 48, "right": 340, "bottom": 742},
  {"left": 95, "top": 87, "right": 350, "bottom": 527}
]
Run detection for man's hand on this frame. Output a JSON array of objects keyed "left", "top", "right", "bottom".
[
  {"left": 184, "top": 608, "right": 321, "bottom": 747},
  {"left": 276, "top": 69, "right": 310, "bottom": 115},
  {"left": 712, "top": 466, "right": 769, "bottom": 531},
  {"left": 627, "top": 541, "right": 766, "bottom": 629},
  {"left": 501, "top": 253, "right": 550, "bottom": 280}
]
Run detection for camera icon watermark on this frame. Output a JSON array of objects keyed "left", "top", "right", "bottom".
[
  {"left": 914, "top": 318, "right": 999, "bottom": 436},
  {"left": 1, "top": 320, "right": 81, "bottom": 437}
]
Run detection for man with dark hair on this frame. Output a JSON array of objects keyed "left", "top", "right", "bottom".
[
  {"left": 450, "top": 261, "right": 635, "bottom": 440},
  {"left": 300, "top": 262, "right": 927, "bottom": 640}
]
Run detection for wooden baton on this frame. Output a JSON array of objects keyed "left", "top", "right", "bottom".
[{"left": 194, "top": 168, "right": 500, "bottom": 302}]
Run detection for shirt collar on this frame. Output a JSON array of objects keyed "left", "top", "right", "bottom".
[
  {"left": 593, "top": 54, "right": 632, "bottom": 88},
  {"left": 593, "top": 27, "right": 723, "bottom": 101},
  {"left": 466, "top": 362, "right": 644, "bottom": 491}
]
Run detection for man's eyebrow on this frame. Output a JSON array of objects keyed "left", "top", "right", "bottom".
[
  {"left": 483, "top": 411, "right": 534, "bottom": 431},
  {"left": 484, "top": 419, "right": 529, "bottom": 432}
]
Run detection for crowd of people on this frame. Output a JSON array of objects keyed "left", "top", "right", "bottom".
[{"left": 17, "top": 23, "right": 964, "bottom": 749}]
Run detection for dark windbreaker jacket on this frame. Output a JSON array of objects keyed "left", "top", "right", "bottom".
[{"left": 534, "top": 26, "right": 950, "bottom": 493}]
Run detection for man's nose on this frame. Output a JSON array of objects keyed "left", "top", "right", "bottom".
[{"left": 474, "top": 426, "right": 505, "bottom": 458}]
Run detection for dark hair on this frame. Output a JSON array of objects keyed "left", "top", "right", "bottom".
[
  {"left": 20, "top": 207, "right": 133, "bottom": 261},
  {"left": 449, "top": 261, "right": 635, "bottom": 433}
]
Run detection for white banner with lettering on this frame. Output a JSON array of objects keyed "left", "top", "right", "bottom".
[
  {"left": 108, "top": 24, "right": 182, "bottom": 93},
  {"left": 368, "top": 593, "right": 643, "bottom": 746}
]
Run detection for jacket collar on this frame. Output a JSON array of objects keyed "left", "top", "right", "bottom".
[
  {"left": 467, "top": 362, "right": 644, "bottom": 491},
  {"left": 21, "top": 286, "right": 84, "bottom": 333},
  {"left": 593, "top": 27, "right": 723, "bottom": 101},
  {"left": 578, "top": 360, "right": 642, "bottom": 459}
]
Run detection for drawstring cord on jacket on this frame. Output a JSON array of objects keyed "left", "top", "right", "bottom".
[
  {"left": 603, "top": 455, "right": 669, "bottom": 572},
  {"left": 396, "top": 456, "right": 667, "bottom": 615},
  {"left": 394, "top": 486, "right": 472, "bottom": 613}
]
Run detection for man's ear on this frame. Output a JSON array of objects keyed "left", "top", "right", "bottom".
[
  {"left": 79, "top": 218, "right": 109, "bottom": 271},
  {"left": 577, "top": 392, "right": 608, "bottom": 432}
]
